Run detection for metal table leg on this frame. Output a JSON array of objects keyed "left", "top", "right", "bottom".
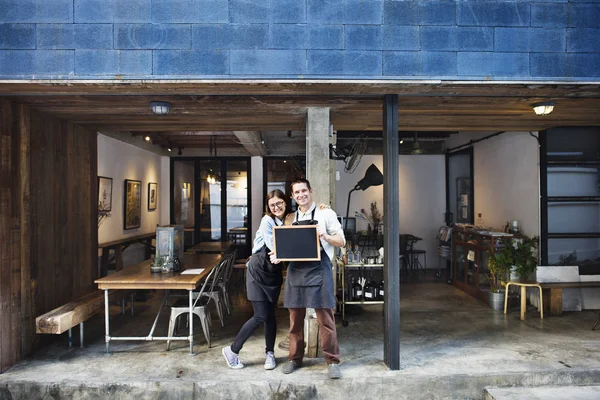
[
  {"left": 189, "top": 290, "right": 194, "bottom": 354},
  {"left": 104, "top": 289, "right": 110, "bottom": 354}
]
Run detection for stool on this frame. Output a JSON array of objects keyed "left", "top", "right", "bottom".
[
  {"left": 407, "top": 249, "right": 426, "bottom": 276},
  {"left": 504, "top": 281, "right": 543, "bottom": 320}
]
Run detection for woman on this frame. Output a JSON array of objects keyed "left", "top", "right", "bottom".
[
  {"left": 222, "top": 190, "right": 329, "bottom": 370},
  {"left": 222, "top": 189, "right": 289, "bottom": 370}
]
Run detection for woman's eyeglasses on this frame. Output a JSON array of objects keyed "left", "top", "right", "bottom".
[{"left": 269, "top": 201, "right": 285, "bottom": 210}]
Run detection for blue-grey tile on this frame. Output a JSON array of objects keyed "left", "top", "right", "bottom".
[
  {"left": 307, "top": 50, "right": 344, "bottom": 74},
  {"left": 383, "top": 51, "right": 421, "bottom": 76},
  {"left": 384, "top": 0, "right": 455, "bottom": 26},
  {"left": 308, "top": 0, "right": 382, "bottom": 25},
  {"left": 307, "top": 50, "right": 381, "bottom": 76},
  {"left": 567, "top": 53, "right": 600, "bottom": 78},
  {"left": 307, "top": 25, "right": 344, "bottom": 49},
  {"left": 531, "top": 53, "right": 566, "bottom": 77},
  {"left": 75, "top": 0, "right": 151, "bottom": 23},
  {"left": 458, "top": 27, "right": 493, "bottom": 51},
  {"left": 422, "top": 51, "right": 456, "bottom": 76},
  {"left": 569, "top": 3, "right": 600, "bottom": 28},
  {"left": 0, "top": 24, "right": 35, "bottom": 49},
  {"left": 421, "top": 0, "right": 455, "bottom": 26},
  {"left": 152, "top": 0, "right": 227, "bottom": 23},
  {"left": 383, "top": 26, "right": 419, "bottom": 51},
  {"left": 231, "top": 50, "right": 305, "bottom": 75},
  {"left": 458, "top": 1, "right": 530, "bottom": 27},
  {"left": 0, "top": 50, "right": 73, "bottom": 75},
  {"left": 154, "top": 49, "right": 229, "bottom": 74},
  {"left": 345, "top": 25, "right": 382, "bottom": 50},
  {"left": 531, "top": 3, "right": 568, "bottom": 28},
  {"left": 496, "top": 28, "right": 565, "bottom": 53},
  {"left": 421, "top": 27, "right": 456, "bottom": 51},
  {"left": 193, "top": 24, "right": 268, "bottom": 49},
  {"left": 567, "top": 28, "right": 600, "bottom": 52},
  {"left": 270, "top": 24, "right": 306, "bottom": 49},
  {"left": 273, "top": 0, "right": 306, "bottom": 23},
  {"left": 383, "top": 0, "right": 418, "bottom": 25},
  {"left": 115, "top": 24, "right": 191, "bottom": 49},
  {"left": 458, "top": 52, "right": 529, "bottom": 77},
  {"left": 75, "top": 50, "right": 152, "bottom": 75},
  {"left": 37, "top": 24, "right": 113, "bottom": 49},
  {"left": 0, "top": 0, "right": 73, "bottom": 23},
  {"left": 230, "top": 0, "right": 271, "bottom": 23}
]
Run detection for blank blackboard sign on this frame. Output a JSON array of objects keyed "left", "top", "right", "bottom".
[{"left": 273, "top": 225, "right": 321, "bottom": 261}]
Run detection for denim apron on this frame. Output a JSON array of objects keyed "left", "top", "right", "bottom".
[
  {"left": 246, "top": 216, "right": 283, "bottom": 303},
  {"left": 283, "top": 209, "right": 336, "bottom": 309}
]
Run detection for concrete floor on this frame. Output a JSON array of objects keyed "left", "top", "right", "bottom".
[{"left": 2, "top": 273, "right": 600, "bottom": 399}]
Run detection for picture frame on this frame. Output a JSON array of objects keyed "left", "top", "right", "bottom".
[
  {"left": 98, "top": 176, "right": 113, "bottom": 211},
  {"left": 273, "top": 225, "right": 321, "bottom": 261},
  {"left": 124, "top": 179, "right": 142, "bottom": 230},
  {"left": 148, "top": 182, "right": 158, "bottom": 211}
]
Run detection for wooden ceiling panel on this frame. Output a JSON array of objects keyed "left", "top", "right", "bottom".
[{"left": 1, "top": 81, "right": 599, "bottom": 151}]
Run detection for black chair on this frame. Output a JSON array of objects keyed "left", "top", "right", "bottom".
[
  {"left": 406, "top": 235, "right": 426, "bottom": 277},
  {"left": 399, "top": 234, "right": 412, "bottom": 277}
]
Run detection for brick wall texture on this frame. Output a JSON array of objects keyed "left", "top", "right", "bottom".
[{"left": 0, "top": 0, "right": 599, "bottom": 79}]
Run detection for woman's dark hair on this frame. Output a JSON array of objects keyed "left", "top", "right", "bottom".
[{"left": 265, "top": 189, "right": 289, "bottom": 219}]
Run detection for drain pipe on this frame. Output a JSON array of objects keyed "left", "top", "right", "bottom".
[{"left": 447, "top": 131, "right": 506, "bottom": 154}]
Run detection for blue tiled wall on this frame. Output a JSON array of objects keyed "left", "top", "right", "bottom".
[{"left": 0, "top": 0, "right": 599, "bottom": 79}]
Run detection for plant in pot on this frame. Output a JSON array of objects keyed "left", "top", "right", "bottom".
[
  {"left": 513, "top": 235, "right": 539, "bottom": 281},
  {"left": 487, "top": 247, "right": 512, "bottom": 311}
]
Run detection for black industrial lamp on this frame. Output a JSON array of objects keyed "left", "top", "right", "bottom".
[{"left": 344, "top": 164, "right": 384, "bottom": 231}]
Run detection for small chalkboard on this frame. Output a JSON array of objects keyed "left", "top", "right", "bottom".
[{"left": 273, "top": 225, "right": 321, "bottom": 261}]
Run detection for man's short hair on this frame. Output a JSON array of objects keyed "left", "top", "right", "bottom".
[{"left": 291, "top": 178, "right": 311, "bottom": 191}]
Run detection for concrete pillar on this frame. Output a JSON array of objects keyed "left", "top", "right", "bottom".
[
  {"left": 306, "top": 108, "right": 331, "bottom": 204},
  {"left": 305, "top": 107, "right": 331, "bottom": 358}
]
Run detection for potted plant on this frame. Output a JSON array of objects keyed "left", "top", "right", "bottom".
[
  {"left": 513, "top": 235, "right": 539, "bottom": 281},
  {"left": 487, "top": 247, "right": 512, "bottom": 311}
]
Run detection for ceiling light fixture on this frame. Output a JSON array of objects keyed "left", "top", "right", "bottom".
[
  {"left": 411, "top": 132, "right": 423, "bottom": 155},
  {"left": 532, "top": 102, "right": 555, "bottom": 115},
  {"left": 150, "top": 101, "right": 171, "bottom": 115},
  {"left": 144, "top": 135, "right": 151, "bottom": 142},
  {"left": 177, "top": 147, "right": 183, "bottom": 156},
  {"left": 167, "top": 143, "right": 172, "bottom": 152}
]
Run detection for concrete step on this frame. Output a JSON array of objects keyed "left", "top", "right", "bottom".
[{"left": 485, "top": 385, "right": 600, "bottom": 400}]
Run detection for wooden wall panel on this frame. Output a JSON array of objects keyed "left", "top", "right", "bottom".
[{"left": 0, "top": 98, "right": 97, "bottom": 373}]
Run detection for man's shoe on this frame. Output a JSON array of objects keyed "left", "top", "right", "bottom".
[
  {"left": 264, "top": 351, "right": 276, "bottom": 370},
  {"left": 327, "top": 363, "right": 342, "bottom": 379},
  {"left": 282, "top": 360, "right": 301, "bottom": 374},
  {"left": 222, "top": 346, "right": 244, "bottom": 369}
]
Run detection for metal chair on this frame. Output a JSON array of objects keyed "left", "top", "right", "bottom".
[
  {"left": 213, "top": 249, "right": 237, "bottom": 316},
  {"left": 198, "top": 253, "right": 231, "bottom": 326},
  {"left": 166, "top": 259, "right": 225, "bottom": 350}
]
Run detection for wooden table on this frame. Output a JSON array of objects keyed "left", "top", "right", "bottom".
[
  {"left": 95, "top": 253, "right": 222, "bottom": 354},
  {"left": 187, "top": 241, "right": 233, "bottom": 254}
]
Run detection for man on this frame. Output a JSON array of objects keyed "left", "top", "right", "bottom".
[{"left": 270, "top": 178, "right": 345, "bottom": 379}]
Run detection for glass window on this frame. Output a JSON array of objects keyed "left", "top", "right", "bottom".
[
  {"left": 547, "top": 238, "right": 600, "bottom": 267},
  {"left": 226, "top": 160, "right": 249, "bottom": 246},
  {"left": 264, "top": 157, "right": 305, "bottom": 211},
  {"left": 197, "top": 160, "right": 222, "bottom": 241}
]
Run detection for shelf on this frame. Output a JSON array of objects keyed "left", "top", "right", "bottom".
[
  {"left": 345, "top": 263, "right": 384, "bottom": 268},
  {"left": 344, "top": 300, "right": 384, "bottom": 305}
]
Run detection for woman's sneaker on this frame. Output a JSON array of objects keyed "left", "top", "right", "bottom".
[
  {"left": 264, "top": 351, "right": 276, "bottom": 370},
  {"left": 222, "top": 346, "right": 244, "bottom": 369}
]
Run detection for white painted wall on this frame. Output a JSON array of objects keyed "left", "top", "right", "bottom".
[
  {"left": 336, "top": 155, "right": 446, "bottom": 268},
  {"left": 447, "top": 132, "right": 540, "bottom": 238},
  {"left": 97, "top": 134, "right": 168, "bottom": 243}
]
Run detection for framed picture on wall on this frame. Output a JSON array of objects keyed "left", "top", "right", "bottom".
[
  {"left": 148, "top": 182, "right": 158, "bottom": 211},
  {"left": 124, "top": 179, "right": 142, "bottom": 230},
  {"left": 98, "top": 176, "right": 113, "bottom": 211}
]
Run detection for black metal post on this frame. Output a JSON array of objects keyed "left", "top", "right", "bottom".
[{"left": 383, "top": 94, "right": 400, "bottom": 370}]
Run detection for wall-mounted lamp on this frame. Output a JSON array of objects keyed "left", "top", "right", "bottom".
[
  {"left": 150, "top": 101, "right": 171, "bottom": 115},
  {"left": 532, "top": 102, "right": 555, "bottom": 115}
]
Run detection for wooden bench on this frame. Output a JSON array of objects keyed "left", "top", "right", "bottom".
[
  {"left": 539, "top": 281, "right": 600, "bottom": 316},
  {"left": 504, "top": 280, "right": 600, "bottom": 321},
  {"left": 99, "top": 232, "right": 155, "bottom": 277},
  {"left": 36, "top": 290, "right": 134, "bottom": 348}
]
